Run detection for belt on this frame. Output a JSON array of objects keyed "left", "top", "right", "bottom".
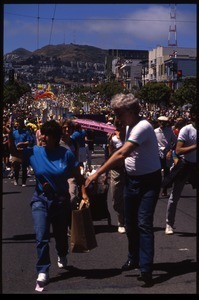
[
  {"left": 127, "top": 169, "right": 161, "bottom": 180},
  {"left": 35, "top": 188, "right": 66, "bottom": 200}
]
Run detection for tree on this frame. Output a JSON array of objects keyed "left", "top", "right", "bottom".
[
  {"left": 170, "top": 78, "right": 196, "bottom": 107},
  {"left": 3, "top": 81, "right": 31, "bottom": 107},
  {"left": 93, "top": 82, "right": 124, "bottom": 101},
  {"left": 137, "top": 82, "right": 171, "bottom": 106},
  {"left": 8, "top": 69, "right": 15, "bottom": 83}
]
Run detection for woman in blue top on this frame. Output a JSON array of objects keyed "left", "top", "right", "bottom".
[
  {"left": 9, "top": 117, "right": 31, "bottom": 186},
  {"left": 21, "top": 120, "right": 88, "bottom": 287}
]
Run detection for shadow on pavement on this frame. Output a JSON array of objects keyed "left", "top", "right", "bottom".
[
  {"left": 152, "top": 259, "right": 196, "bottom": 284},
  {"left": 3, "top": 191, "right": 21, "bottom": 195},
  {"left": 154, "top": 227, "right": 196, "bottom": 237},
  {"left": 2, "top": 233, "right": 53, "bottom": 243},
  {"left": 124, "top": 259, "right": 196, "bottom": 287},
  {"left": 49, "top": 266, "right": 122, "bottom": 282},
  {"left": 94, "top": 224, "right": 117, "bottom": 234}
]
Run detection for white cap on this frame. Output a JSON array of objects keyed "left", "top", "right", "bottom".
[{"left": 158, "top": 116, "right": 168, "bottom": 122}]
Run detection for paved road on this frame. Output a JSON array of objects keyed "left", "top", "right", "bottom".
[{"left": 2, "top": 146, "right": 197, "bottom": 294}]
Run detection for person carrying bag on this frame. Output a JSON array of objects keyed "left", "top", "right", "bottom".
[{"left": 71, "top": 199, "right": 97, "bottom": 253}]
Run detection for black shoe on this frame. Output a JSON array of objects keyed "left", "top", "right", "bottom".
[
  {"left": 137, "top": 272, "right": 153, "bottom": 287},
  {"left": 121, "top": 260, "right": 139, "bottom": 271}
]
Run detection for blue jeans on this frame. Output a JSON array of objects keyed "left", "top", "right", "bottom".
[
  {"left": 166, "top": 161, "right": 196, "bottom": 227},
  {"left": 31, "top": 191, "right": 71, "bottom": 273},
  {"left": 124, "top": 170, "right": 161, "bottom": 273}
]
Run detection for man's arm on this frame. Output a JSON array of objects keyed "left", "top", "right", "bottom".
[
  {"left": 175, "top": 140, "right": 197, "bottom": 156},
  {"left": 85, "top": 140, "right": 138, "bottom": 188}
]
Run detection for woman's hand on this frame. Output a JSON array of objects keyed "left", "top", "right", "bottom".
[{"left": 82, "top": 194, "right": 89, "bottom": 202}]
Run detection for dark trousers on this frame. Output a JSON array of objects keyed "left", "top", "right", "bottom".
[
  {"left": 13, "top": 161, "right": 27, "bottom": 184},
  {"left": 160, "top": 157, "right": 171, "bottom": 192},
  {"left": 124, "top": 170, "right": 161, "bottom": 273}
]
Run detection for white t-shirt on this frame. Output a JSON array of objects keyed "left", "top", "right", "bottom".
[
  {"left": 177, "top": 124, "right": 196, "bottom": 163},
  {"left": 154, "top": 126, "right": 177, "bottom": 155},
  {"left": 111, "top": 134, "right": 124, "bottom": 149},
  {"left": 125, "top": 119, "right": 161, "bottom": 176}
]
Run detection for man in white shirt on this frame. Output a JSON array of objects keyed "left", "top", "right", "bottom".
[
  {"left": 165, "top": 105, "right": 197, "bottom": 235},
  {"left": 154, "top": 116, "right": 177, "bottom": 197}
]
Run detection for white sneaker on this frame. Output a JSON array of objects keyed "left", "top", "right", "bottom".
[
  {"left": 36, "top": 272, "right": 49, "bottom": 286},
  {"left": 57, "top": 256, "right": 67, "bottom": 268},
  {"left": 22, "top": 184, "right": 26, "bottom": 187},
  {"left": 165, "top": 224, "right": 174, "bottom": 235},
  {"left": 118, "top": 226, "right": 126, "bottom": 234},
  {"left": 14, "top": 180, "right": 18, "bottom": 186}
]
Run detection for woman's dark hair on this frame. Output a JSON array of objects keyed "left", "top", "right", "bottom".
[
  {"left": 73, "top": 122, "right": 82, "bottom": 131},
  {"left": 16, "top": 117, "right": 25, "bottom": 127},
  {"left": 60, "top": 119, "right": 75, "bottom": 132},
  {"left": 40, "top": 120, "right": 62, "bottom": 144}
]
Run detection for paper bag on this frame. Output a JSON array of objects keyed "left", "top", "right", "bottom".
[{"left": 71, "top": 200, "right": 97, "bottom": 253}]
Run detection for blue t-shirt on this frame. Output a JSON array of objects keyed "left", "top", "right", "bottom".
[
  {"left": 12, "top": 128, "right": 31, "bottom": 148},
  {"left": 28, "top": 132, "right": 37, "bottom": 148},
  {"left": 71, "top": 130, "right": 86, "bottom": 147},
  {"left": 23, "top": 145, "right": 79, "bottom": 196}
]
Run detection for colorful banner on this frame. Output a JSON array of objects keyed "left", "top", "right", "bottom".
[
  {"left": 35, "top": 91, "right": 54, "bottom": 100},
  {"left": 73, "top": 119, "right": 116, "bottom": 133}
]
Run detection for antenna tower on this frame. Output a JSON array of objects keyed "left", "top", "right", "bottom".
[{"left": 168, "top": 4, "right": 177, "bottom": 47}]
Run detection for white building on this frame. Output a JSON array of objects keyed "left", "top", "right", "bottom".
[{"left": 146, "top": 46, "right": 196, "bottom": 84}]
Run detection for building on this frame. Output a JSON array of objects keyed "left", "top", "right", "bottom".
[
  {"left": 146, "top": 46, "right": 196, "bottom": 89},
  {"left": 106, "top": 49, "right": 148, "bottom": 90},
  {"left": 106, "top": 46, "right": 196, "bottom": 91}
]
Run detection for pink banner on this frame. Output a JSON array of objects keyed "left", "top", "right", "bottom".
[{"left": 73, "top": 119, "right": 116, "bottom": 133}]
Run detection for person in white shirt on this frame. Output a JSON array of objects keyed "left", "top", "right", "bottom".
[
  {"left": 165, "top": 105, "right": 197, "bottom": 235},
  {"left": 85, "top": 93, "right": 162, "bottom": 287},
  {"left": 60, "top": 119, "right": 79, "bottom": 210},
  {"left": 154, "top": 116, "right": 177, "bottom": 197},
  {"left": 108, "top": 118, "right": 126, "bottom": 234}
]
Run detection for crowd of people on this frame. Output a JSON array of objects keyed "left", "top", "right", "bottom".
[{"left": 2, "top": 92, "right": 197, "bottom": 288}]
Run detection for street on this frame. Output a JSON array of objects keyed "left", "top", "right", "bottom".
[{"left": 2, "top": 146, "right": 197, "bottom": 294}]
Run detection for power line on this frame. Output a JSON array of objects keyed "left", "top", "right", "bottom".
[
  {"left": 4, "top": 12, "right": 195, "bottom": 23},
  {"left": 37, "top": 4, "right": 40, "bottom": 50},
  {"left": 49, "top": 4, "right": 56, "bottom": 45}
]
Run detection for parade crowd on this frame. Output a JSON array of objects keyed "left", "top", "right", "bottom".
[{"left": 2, "top": 91, "right": 197, "bottom": 288}]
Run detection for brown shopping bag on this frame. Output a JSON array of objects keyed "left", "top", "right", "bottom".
[{"left": 71, "top": 199, "right": 97, "bottom": 253}]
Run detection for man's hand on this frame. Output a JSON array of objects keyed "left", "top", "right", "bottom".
[{"left": 85, "top": 173, "right": 99, "bottom": 189}]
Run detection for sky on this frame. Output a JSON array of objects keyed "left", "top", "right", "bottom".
[{"left": 3, "top": 3, "right": 197, "bottom": 54}]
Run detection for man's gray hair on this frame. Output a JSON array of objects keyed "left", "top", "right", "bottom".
[{"left": 111, "top": 93, "right": 141, "bottom": 115}]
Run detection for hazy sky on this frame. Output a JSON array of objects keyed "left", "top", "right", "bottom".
[{"left": 3, "top": 3, "right": 197, "bottom": 54}]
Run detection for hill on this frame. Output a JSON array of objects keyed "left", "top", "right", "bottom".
[{"left": 4, "top": 43, "right": 108, "bottom": 64}]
